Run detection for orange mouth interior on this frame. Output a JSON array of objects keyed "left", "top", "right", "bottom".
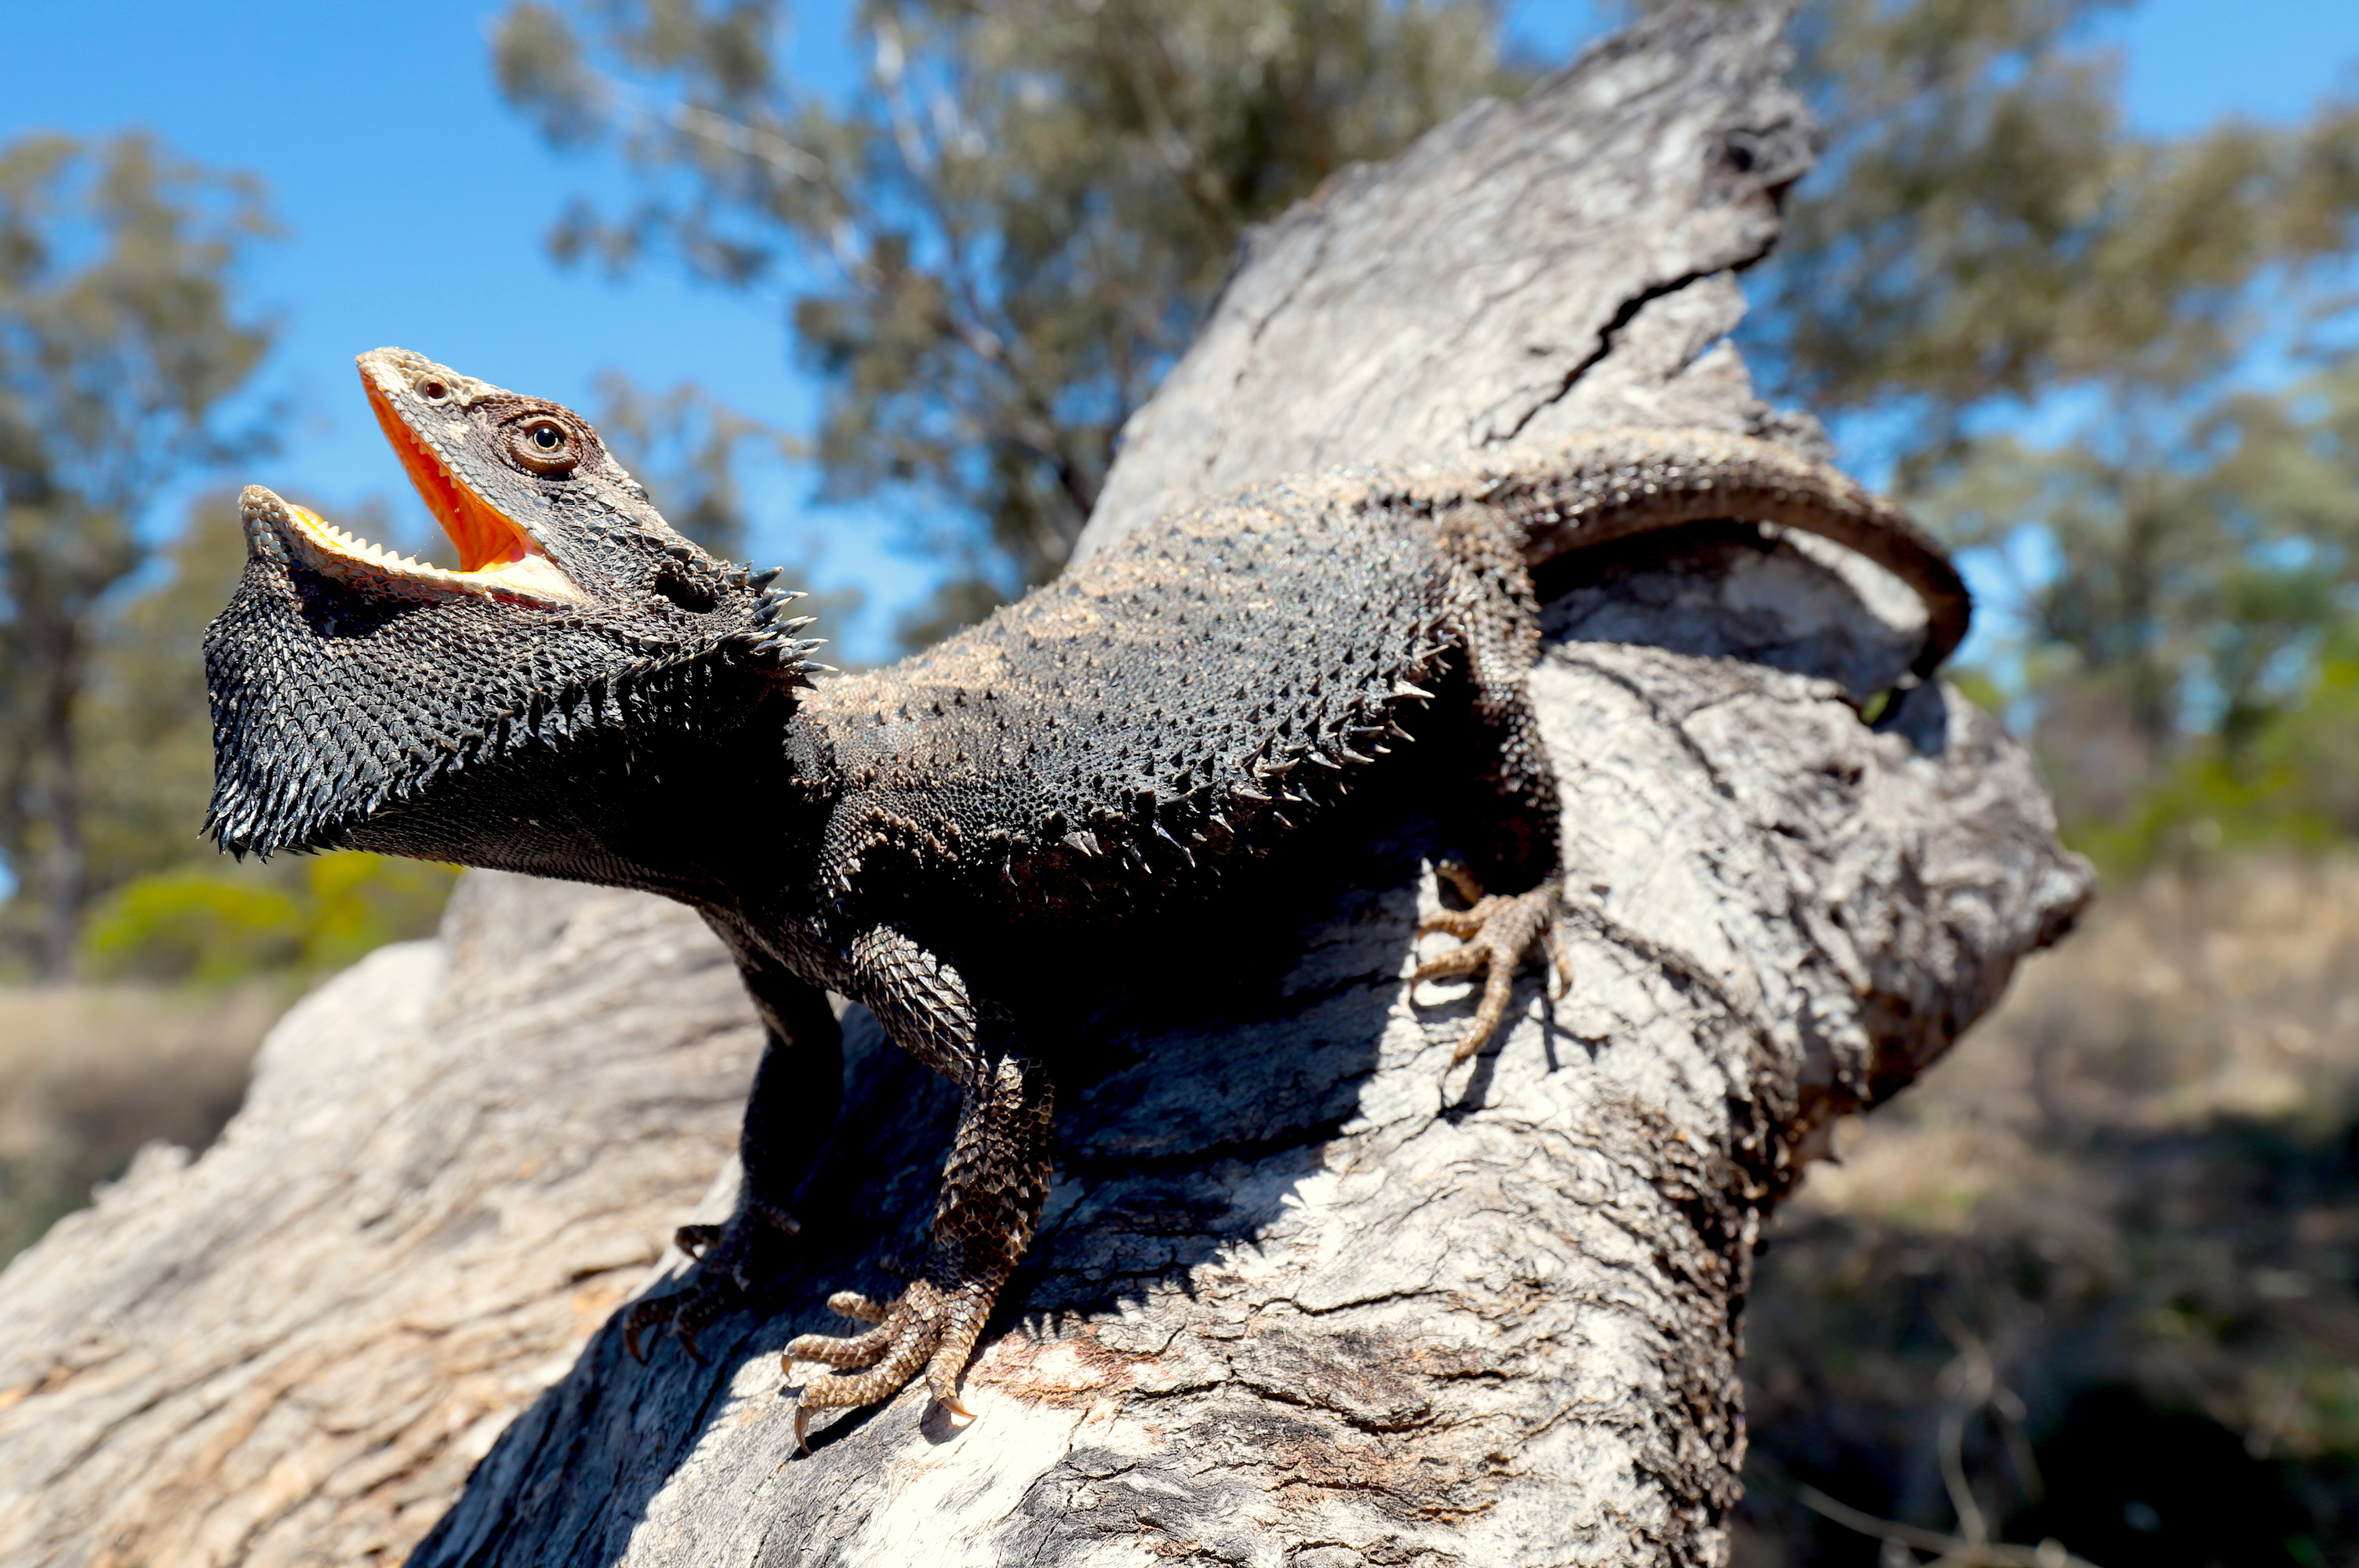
[{"left": 363, "top": 374, "right": 533, "bottom": 572}]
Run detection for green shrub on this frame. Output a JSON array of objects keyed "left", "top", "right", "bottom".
[
  {"left": 80, "top": 852, "right": 460, "bottom": 982},
  {"left": 295, "top": 852, "right": 465, "bottom": 972},
  {"left": 2063, "top": 630, "right": 2359, "bottom": 881}
]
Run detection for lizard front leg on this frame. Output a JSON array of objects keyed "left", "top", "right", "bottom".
[{"left": 784, "top": 926, "right": 1053, "bottom": 1446}]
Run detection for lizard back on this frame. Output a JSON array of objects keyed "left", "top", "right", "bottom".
[{"left": 801, "top": 470, "right": 1458, "bottom": 915}]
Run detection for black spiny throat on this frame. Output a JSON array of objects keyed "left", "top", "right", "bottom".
[
  {"left": 205, "top": 347, "right": 1968, "bottom": 1447},
  {"left": 204, "top": 348, "right": 824, "bottom": 873}
]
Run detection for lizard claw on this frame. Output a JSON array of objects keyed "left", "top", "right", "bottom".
[
  {"left": 623, "top": 1287, "right": 720, "bottom": 1366},
  {"left": 1412, "top": 859, "right": 1571, "bottom": 1064},
  {"left": 781, "top": 1271, "right": 1003, "bottom": 1437},
  {"left": 780, "top": 1047, "right": 1046, "bottom": 1443},
  {"left": 623, "top": 1203, "right": 803, "bottom": 1367}
]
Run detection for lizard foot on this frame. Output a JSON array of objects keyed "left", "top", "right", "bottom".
[
  {"left": 623, "top": 1203, "right": 801, "bottom": 1366},
  {"left": 1412, "top": 860, "right": 1572, "bottom": 1065},
  {"left": 783, "top": 1269, "right": 1006, "bottom": 1448}
]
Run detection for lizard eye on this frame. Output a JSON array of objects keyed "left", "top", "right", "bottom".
[
  {"left": 507, "top": 417, "right": 580, "bottom": 476},
  {"left": 419, "top": 380, "right": 449, "bottom": 403}
]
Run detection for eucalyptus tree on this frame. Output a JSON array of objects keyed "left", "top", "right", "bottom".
[{"left": 0, "top": 133, "right": 276, "bottom": 977}]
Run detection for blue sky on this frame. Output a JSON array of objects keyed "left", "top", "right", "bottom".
[{"left": 2, "top": 0, "right": 2357, "bottom": 664}]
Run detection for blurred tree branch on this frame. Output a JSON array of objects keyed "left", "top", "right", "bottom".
[{"left": 1733, "top": 0, "right": 2359, "bottom": 465}]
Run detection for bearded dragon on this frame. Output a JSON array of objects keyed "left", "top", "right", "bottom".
[{"left": 205, "top": 348, "right": 1967, "bottom": 1446}]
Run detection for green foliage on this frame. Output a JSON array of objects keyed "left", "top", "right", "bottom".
[
  {"left": 79, "top": 852, "right": 461, "bottom": 984},
  {"left": 283, "top": 851, "right": 463, "bottom": 971},
  {"left": 2064, "top": 624, "right": 2359, "bottom": 879},
  {"left": 1901, "top": 348, "right": 2359, "bottom": 873},
  {"left": 1928, "top": 347, "right": 2359, "bottom": 752},
  {"left": 0, "top": 133, "right": 278, "bottom": 976},
  {"left": 496, "top": 0, "right": 1528, "bottom": 643},
  {"left": 78, "top": 869, "right": 304, "bottom": 982},
  {"left": 1736, "top": 0, "right": 2359, "bottom": 465}
]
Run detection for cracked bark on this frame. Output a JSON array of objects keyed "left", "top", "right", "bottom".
[{"left": 0, "top": 6, "right": 2089, "bottom": 1566}]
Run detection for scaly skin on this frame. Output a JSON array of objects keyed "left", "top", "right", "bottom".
[{"left": 205, "top": 349, "right": 1968, "bottom": 1446}]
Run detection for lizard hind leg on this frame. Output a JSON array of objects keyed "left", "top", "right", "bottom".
[
  {"left": 1414, "top": 505, "right": 1576, "bottom": 1066},
  {"left": 1415, "top": 859, "right": 1572, "bottom": 1064}
]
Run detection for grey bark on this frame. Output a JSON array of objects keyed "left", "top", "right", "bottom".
[{"left": 0, "top": 6, "right": 2091, "bottom": 1566}]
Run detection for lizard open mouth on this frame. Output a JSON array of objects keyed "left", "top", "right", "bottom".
[
  {"left": 360, "top": 371, "right": 558, "bottom": 581},
  {"left": 234, "top": 357, "right": 587, "bottom": 606},
  {"left": 236, "top": 485, "right": 582, "bottom": 605}
]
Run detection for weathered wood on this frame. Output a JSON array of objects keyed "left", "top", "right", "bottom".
[
  {"left": 0, "top": 877, "right": 761, "bottom": 1566},
  {"left": 0, "top": 5, "right": 2091, "bottom": 1565}
]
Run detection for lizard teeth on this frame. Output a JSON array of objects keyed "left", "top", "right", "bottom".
[{"left": 258, "top": 492, "right": 587, "bottom": 605}]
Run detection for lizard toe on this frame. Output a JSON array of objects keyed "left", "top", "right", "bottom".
[
  {"left": 623, "top": 1201, "right": 804, "bottom": 1364},
  {"left": 783, "top": 1269, "right": 1006, "bottom": 1439},
  {"left": 1410, "top": 865, "right": 1566, "bottom": 1065},
  {"left": 672, "top": 1222, "right": 723, "bottom": 1258},
  {"left": 623, "top": 1285, "right": 726, "bottom": 1366}
]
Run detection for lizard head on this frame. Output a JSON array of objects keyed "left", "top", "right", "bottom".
[{"left": 204, "top": 347, "right": 825, "bottom": 873}]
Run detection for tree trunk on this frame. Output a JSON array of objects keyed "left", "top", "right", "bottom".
[
  {"left": 37, "top": 618, "right": 88, "bottom": 982},
  {"left": 0, "top": 6, "right": 2092, "bottom": 1565},
  {"left": 0, "top": 593, "right": 93, "bottom": 981}
]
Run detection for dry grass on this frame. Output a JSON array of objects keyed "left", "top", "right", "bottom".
[
  {"left": 1808, "top": 856, "right": 2359, "bottom": 1225},
  {"left": 0, "top": 982, "right": 293, "bottom": 1265},
  {"left": 1739, "top": 855, "right": 2359, "bottom": 1564}
]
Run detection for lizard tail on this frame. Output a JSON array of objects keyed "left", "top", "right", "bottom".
[{"left": 1470, "top": 428, "right": 1971, "bottom": 681}]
